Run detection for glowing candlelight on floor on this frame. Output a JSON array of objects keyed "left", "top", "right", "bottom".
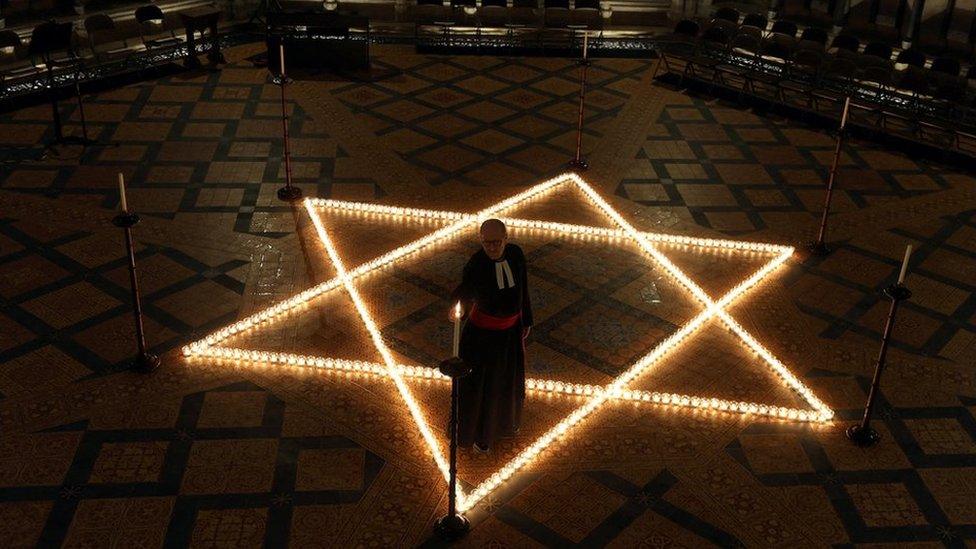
[
  {"left": 452, "top": 302, "right": 462, "bottom": 357},
  {"left": 279, "top": 43, "right": 286, "bottom": 76},
  {"left": 840, "top": 96, "right": 850, "bottom": 130},
  {"left": 118, "top": 173, "right": 127, "bottom": 212},
  {"left": 897, "top": 244, "right": 912, "bottom": 284},
  {"left": 582, "top": 33, "right": 588, "bottom": 60}
]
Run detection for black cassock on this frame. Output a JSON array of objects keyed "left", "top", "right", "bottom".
[{"left": 451, "top": 243, "right": 533, "bottom": 449}]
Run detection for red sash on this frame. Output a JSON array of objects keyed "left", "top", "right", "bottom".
[{"left": 468, "top": 305, "right": 520, "bottom": 330}]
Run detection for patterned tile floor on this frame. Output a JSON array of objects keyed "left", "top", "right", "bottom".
[{"left": 0, "top": 42, "right": 974, "bottom": 547}]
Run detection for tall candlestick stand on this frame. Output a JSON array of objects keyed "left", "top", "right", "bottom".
[
  {"left": 435, "top": 356, "right": 472, "bottom": 540},
  {"left": 808, "top": 98, "right": 850, "bottom": 256},
  {"left": 569, "top": 56, "right": 590, "bottom": 173},
  {"left": 275, "top": 53, "right": 302, "bottom": 202},
  {"left": 113, "top": 212, "right": 160, "bottom": 373},
  {"left": 846, "top": 283, "right": 910, "bottom": 446}
]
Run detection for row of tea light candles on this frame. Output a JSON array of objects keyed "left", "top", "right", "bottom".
[{"left": 119, "top": 164, "right": 912, "bottom": 361}]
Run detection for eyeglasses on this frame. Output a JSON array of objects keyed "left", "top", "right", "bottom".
[{"left": 481, "top": 239, "right": 504, "bottom": 246}]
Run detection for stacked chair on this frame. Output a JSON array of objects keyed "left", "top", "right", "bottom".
[
  {"left": 1, "top": 3, "right": 204, "bottom": 102},
  {"left": 656, "top": 8, "right": 976, "bottom": 159}
]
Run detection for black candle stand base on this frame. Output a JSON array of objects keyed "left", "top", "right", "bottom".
[
  {"left": 277, "top": 186, "right": 303, "bottom": 202},
  {"left": 434, "top": 513, "right": 470, "bottom": 540},
  {"left": 846, "top": 424, "right": 881, "bottom": 447},
  {"left": 884, "top": 285, "right": 912, "bottom": 301},
  {"left": 568, "top": 158, "right": 589, "bottom": 172},
  {"left": 132, "top": 352, "right": 161, "bottom": 374},
  {"left": 806, "top": 240, "right": 830, "bottom": 256},
  {"left": 112, "top": 212, "right": 140, "bottom": 228}
]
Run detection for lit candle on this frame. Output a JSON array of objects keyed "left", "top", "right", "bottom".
[
  {"left": 118, "top": 173, "right": 127, "bottom": 212},
  {"left": 452, "top": 301, "right": 462, "bottom": 357},
  {"left": 279, "top": 43, "right": 286, "bottom": 76},
  {"left": 897, "top": 244, "right": 912, "bottom": 285},
  {"left": 582, "top": 33, "right": 588, "bottom": 60},
  {"left": 840, "top": 96, "right": 850, "bottom": 130}
]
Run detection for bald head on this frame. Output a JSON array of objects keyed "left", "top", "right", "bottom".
[
  {"left": 480, "top": 219, "right": 507, "bottom": 237},
  {"left": 479, "top": 219, "right": 508, "bottom": 260}
]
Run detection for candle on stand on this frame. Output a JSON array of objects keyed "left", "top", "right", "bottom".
[
  {"left": 452, "top": 302, "right": 461, "bottom": 357},
  {"left": 897, "top": 244, "right": 913, "bottom": 285},
  {"left": 840, "top": 96, "right": 850, "bottom": 130},
  {"left": 118, "top": 173, "right": 128, "bottom": 213},
  {"left": 279, "top": 43, "right": 286, "bottom": 76},
  {"left": 582, "top": 33, "right": 588, "bottom": 60}
]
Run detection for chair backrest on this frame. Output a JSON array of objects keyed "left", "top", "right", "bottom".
[
  {"left": 84, "top": 14, "right": 115, "bottom": 34},
  {"left": 894, "top": 48, "right": 925, "bottom": 68},
  {"left": 823, "top": 56, "right": 856, "bottom": 80},
  {"left": 770, "top": 20, "right": 797, "bottom": 37},
  {"left": 898, "top": 66, "right": 929, "bottom": 93},
  {"left": 799, "top": 26, "right": 827, "bottom": 45},
  {"left": 575, "top": 0, "right": 599, "bottom": 9},
  {"left": 673, "top": 19, "right": 700, "bottom": 38},
  {"left": 701, "top": 25, "right": 730, "bottom": 47},
  {"left": 930, "top": 56, "right": 960, "bottom": 76},
  {"left": 731, "top": 33, "right": 761, "bottom": 56},
  {"left": 762, "top": 32, "right": 796, "bottom": 60},
  {"left": 736, "top": 25, "right": 763, "bottom": 40},
  {"left": 796, "top": 38, "right": 824, "bottom": 53},
  {"left": 135, "top": 4, "right": 165, "bottom": 24},
  {"left": 741, "top": 12, "right": 766, "bottom": 30},
  {"left": 857, "top": 64, "right": 891, "bottom": 85},
  {"left": 706, "top": 18, "right": 737, "bottom": 35},
  {"left": 829, "top": 33, "right": 859, "bottom": 52},
  {"left": 863, "top": 42, "right": 891, "bottom": 60},
  {"left": 792, "top": 48, "right": 823, "bottom": 73},
  {"left": 714, "top": 6, "right": 739, "bottom": 23},
  {"left": 0, "top": 30, "right": 21, "bottom": 49},
  {"left": 28, "top": 20, "right": 75, "bottom": 59}
]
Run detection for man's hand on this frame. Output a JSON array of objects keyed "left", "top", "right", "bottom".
[{"left": 522, "top": 326, "right": 531, "bottom": 339}]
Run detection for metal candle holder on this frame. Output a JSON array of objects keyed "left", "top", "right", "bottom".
[
  {"left": 112, "top": 212, "right": 160, "bottom": 373},
  {"left": 569, "top": 57, "right": 590, "bottom": 173},
  {"left": 434, "top": 356, "right": 472, "bottom": 540},
  {"left": 275, "top": 64, "right": 302, "bottom": 202},
  {"left": 808, "top": 101, "right": 849, "bottom": 256},
  {"left": 846, "top": 283, "right": 911, "bottom": 446}
]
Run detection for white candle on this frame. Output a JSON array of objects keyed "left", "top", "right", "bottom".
[
  {"left": 840, "top": 96, "right": 850, "bottom": 130},
  {"left": 279, "top": 43, "right": 286, "bottom": 76},
  {"left": 452, "top": 302, "right": 461, "bottom": 357},
  {"left": 118, "top": 173, "right": 127, "bottom": 212},
  {"left": 582, "top": 33, "right": 588, "bottom": 60},
  {"left": 897, "top": 244, "right": 913, "bottom": 285}
]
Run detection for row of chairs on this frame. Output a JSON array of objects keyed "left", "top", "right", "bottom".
[
  {"left": 1, "top": 4, "right": 199, "bottom": 96},
  {"left": 658, "top": 19, "right": 976, "bottom": 156},
  {"left": 415, "top": 0, "right": 604, "bottom": 30},
  {"left": 675, "top": 16, "right": 975, "bottom": 83}
]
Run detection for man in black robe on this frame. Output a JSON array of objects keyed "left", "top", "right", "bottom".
[{"left": 451, "top": 219, "right": 533, "bottom": 453}]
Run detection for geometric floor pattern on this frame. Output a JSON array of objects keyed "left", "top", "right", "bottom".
[{"left": 0, "top": 41, "right": 974, "bottom": 546}]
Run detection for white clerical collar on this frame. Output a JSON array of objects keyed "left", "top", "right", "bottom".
[{"left": 494, "top": 260, "right": 515, "bottom": 289}]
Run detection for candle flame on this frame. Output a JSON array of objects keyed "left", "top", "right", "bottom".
[{"left": 454, "top": 301, "right": 462, "bottom": 320}]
